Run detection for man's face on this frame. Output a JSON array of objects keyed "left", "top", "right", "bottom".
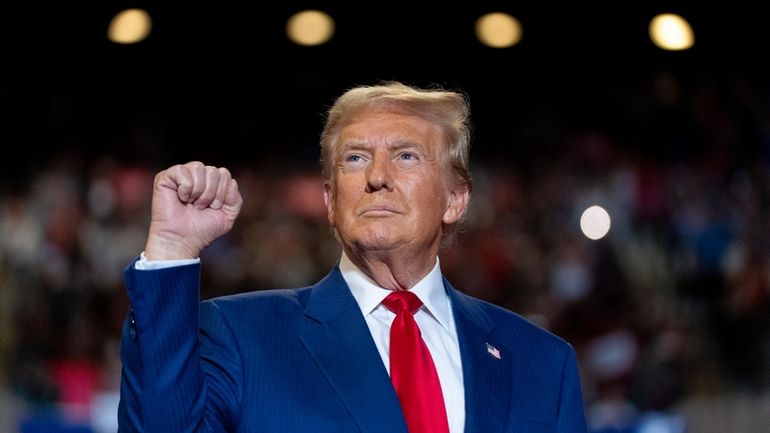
[{"left": 324, "top": 106, "right": 468, "bottom": 257}]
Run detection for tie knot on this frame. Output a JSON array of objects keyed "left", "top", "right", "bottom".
[{"left": 382, "top": 291, "right": 423, "bottom": 315}]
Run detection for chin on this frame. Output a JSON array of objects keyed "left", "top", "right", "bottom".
[{"left": 348, "top": 229, "right": 401, "bottom": 252}]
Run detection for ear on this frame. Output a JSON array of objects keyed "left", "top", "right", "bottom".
[
  {"left": 323, "top": 181, "right": 336, "bottom": 227},
  {"left": 442, "top": 186, "right": 470, "bottom": 225}
]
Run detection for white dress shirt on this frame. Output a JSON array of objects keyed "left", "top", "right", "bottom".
[
  {"left": 339, "top": 252, "right": 465, "bottom": 433},
  {"left": 135, "top": 252, "right": 200, "bottom": 270},
  {"left": 136, "top": 251, "right": 466, "bottom": 432}
]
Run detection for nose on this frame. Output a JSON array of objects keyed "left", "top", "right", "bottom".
[{"left": 365, "top": 153, "right": 393, "bottom": 192}]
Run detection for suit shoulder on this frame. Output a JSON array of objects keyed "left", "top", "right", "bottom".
[
  {"left": 202, "top": 286, "right": 313, "bottom": 315},
  {"left": 455, "top": 290, "right": 572, "bottom": 349}
]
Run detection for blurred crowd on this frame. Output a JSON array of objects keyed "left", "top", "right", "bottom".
[{"left": 2, "top": 71, "right": 770, "bottom": 433}]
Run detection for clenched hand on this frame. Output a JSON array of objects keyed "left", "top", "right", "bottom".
[{"left": 144, "top": 161, "right": 243, "bottom": 260}]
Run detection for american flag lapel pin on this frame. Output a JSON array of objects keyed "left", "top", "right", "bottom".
[{"left": 486, "top": 342, "right": 501, "bottom": 360}]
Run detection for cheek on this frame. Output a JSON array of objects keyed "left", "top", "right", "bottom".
[
  {"left": 333, "top": 183, "right": 361, "bottom": 216},
  {"left": 335, "top": 183, "right": 355, "bottom": 202},
  {"left": 425, "top": 181, "right": 450, "bottom": 208}
]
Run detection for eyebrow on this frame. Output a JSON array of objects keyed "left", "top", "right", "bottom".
[{"left": 341, "top": 139, "right": 423, "bottom": 152}]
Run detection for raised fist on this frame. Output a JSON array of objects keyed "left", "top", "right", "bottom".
[{"left": 144, "top": 161, "right": 243, "bottom": 260}]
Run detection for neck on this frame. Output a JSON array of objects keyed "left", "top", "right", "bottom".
[{"left": 343, "top": 246, "right": 438, "bottom": 291}]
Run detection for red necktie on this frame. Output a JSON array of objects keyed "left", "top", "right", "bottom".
[{"left": 382, "top": 291, "right": 450, "bottom": 433}]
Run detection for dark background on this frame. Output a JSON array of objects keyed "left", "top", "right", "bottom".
[{"left": 3, "top": 1, "right": 768, "bottom": 176}]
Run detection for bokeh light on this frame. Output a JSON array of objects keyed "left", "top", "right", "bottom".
[{"left": 580, "top": 205, "right": 611, "bottom": 240}]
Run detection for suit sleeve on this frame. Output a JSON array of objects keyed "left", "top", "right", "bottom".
[
  {"left": 118, "top": 256, "right": 242, "bottom": 432},
  {"left": 556, "top": 344, "right": 588, "bottom": 433}
]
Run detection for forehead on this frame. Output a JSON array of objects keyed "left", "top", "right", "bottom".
[{"left": 338, "top": 105, "right": 445, "bottom": 147}]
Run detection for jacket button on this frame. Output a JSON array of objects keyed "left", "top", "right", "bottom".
[{"left": 129, "top": 307, "right": 137, "bottom": 340}]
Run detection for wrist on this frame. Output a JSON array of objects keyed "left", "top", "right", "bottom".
[{"left": 145, "top": 231, "right": 200, "bottom": 260}]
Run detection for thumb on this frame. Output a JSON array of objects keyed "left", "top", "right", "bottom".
[{"left": 222, "top": 179, "right": 243, "bottom": 213}]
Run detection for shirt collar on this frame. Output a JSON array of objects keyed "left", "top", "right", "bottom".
[{"left": 339, "top": 250, "right": 453, "bottom": 332}]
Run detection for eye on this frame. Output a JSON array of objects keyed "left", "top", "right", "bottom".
[
  {"left": 345, "top": 154, "right": 363, "bottom": 163},
  {"left": 398, "top": 152, "right": 418, "bottom": 161}
]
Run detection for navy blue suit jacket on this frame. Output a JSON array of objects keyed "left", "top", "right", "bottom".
[{"left": 118, "top": 258, "right": 587, "bottom": 432}]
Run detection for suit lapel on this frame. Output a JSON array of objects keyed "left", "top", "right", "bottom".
[
  {"left": 299, "top": 267, "right": 408, "bottom": 433},
  {"left": 448, "top": 281, "right": 512, "bottom": 433}
]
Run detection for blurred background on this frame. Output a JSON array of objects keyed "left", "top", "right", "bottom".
[{"left": 2, "top": 1, "right": 770, "bottom": 432}]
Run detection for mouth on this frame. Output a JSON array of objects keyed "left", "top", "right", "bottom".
[{"left": 360, "top": 206, "right": 399, "bottom": 217}]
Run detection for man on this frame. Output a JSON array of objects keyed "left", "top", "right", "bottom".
[{"left": 119, "top": 81, "right": 587, "bottom": 432}]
